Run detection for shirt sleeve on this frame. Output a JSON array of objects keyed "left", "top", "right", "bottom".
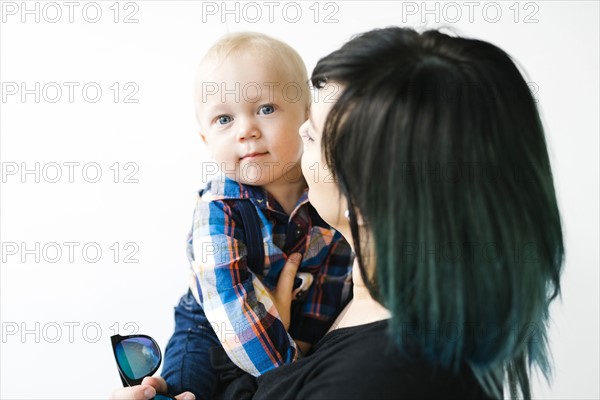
[{"left": 189, "top": 196, "right": 299, "bottom": 376}]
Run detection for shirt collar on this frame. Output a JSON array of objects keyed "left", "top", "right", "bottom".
[
  {"left": 202, "top": 174, "right": 267, "bottom": 201},
  {"left": 202, "top": 174, "right": 310, "bottom": 217}
]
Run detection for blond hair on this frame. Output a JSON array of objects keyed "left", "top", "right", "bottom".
[{"left": 195, "top": 32, "right": 310, "bottom": 112}]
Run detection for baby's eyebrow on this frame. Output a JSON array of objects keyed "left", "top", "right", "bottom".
[{"left": 204, "top": 103, "right": 230, "bottom": 116}]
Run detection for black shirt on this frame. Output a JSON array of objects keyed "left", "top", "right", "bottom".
[{"left": 211, "top": 319, "right": 495, "bottom": 399}]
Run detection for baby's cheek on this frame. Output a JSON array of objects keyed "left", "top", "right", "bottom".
[{"left": 280, "top": 136, "right": 303, "bottom": 160}]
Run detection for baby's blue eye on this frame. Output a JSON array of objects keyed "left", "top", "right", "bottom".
[
  {"left": 259, "top": 105, "right": 275, "bottom": 115},
  {"left": 217, "top": 115, "right": 232, "bottom": 125}
]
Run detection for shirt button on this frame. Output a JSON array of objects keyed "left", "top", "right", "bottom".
[{"left": 294, "top": 224, "right": 304, "bottom": 238}]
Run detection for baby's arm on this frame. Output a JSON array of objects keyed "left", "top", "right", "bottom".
[{"left": 191, "top": 198, "right": 299, "bottom": 376}]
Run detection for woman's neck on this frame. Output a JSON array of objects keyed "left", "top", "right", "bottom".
[{"left": 328, "top": 258, "right": 391, "bottom": 332}]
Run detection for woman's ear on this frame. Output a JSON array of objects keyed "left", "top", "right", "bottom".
[
  {"left": 346, "top": 208, "right": 366, "bottom": 227},
  {"left": 356, "top": 211, "right": 366, "bottom": 227}
]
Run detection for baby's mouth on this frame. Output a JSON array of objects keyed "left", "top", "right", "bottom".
[{"left": 240, "top": 152, "right": 268, "bottom": 160}]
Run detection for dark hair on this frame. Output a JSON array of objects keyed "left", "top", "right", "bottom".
[{"left": 312, "top": 27, "right": 564, "bottom": 399}]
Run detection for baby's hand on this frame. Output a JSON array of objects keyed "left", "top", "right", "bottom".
[{"left": 109, "top": 376, "right": 195, "bottom": 400}]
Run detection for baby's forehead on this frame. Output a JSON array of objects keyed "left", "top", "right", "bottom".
[
  {"left": 199, "top": 49, "right": 296, "bottom": 81},
  {"left": 197, "top": 55, "right": 303, "bottom": 101}
]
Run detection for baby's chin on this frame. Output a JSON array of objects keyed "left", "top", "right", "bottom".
[
  {"left": 221, "top": 172, "right": 273, "bottom": 188},
  {"left": 222, "top": 162, "right": 304, "bottom": 187}
]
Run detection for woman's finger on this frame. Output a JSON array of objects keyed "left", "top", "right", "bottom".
[
  {"left": 174, "top": 392, "right": 196, "bottom": 400},
  {"left": 140, "top": 376, "right": 168, "bottom": 393},
  {"left": 276, "top": 253, "right": 302, "bottom": 297},
  {"left": 271, "top": 253, "right": 302, "bottom": 329},
  {"left": 109, "top": 385, "right": 156, "bottom": 400},
  {"left": 109, "top": 376, "right": 173, "bottom": 400},
  {"left": 139, "top": 376, "right": 195, "bottom": 400}
]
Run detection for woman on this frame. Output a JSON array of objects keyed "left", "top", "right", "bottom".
[{"left": 112, "top": 27, "right": 563, "bottom": 400}]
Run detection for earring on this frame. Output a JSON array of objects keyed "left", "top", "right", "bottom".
[{"left": 344, "top": 209, "right": 350, "bottom": 220}]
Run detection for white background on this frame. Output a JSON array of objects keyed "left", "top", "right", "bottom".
[{"left": 0, "top": 1, "right": 598, "bottom": 398}]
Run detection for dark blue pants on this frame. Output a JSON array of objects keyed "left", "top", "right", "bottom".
[{"left": 162, "top": 290, "right": 221, "bottom": 400}]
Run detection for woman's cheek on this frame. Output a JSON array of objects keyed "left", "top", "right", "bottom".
[
  {"left": 300, "top": 146, "right": 315, "bottom": 185},
  {"left": 300, "top": 152, "right": 309, "bottom": 185}
]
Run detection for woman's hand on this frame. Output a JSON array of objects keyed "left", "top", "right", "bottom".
[
  {"left": 267, "top": 252, "right": 302, "bottom": 330},
  {"left": 294, "top": 339, "right": 312, "bottom": 355},
  {"left": 109, "top": 376, "right": 195, "bottom": 400}
]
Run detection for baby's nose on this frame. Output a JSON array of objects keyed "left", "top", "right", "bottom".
[{"left": 237, "top": 118, "right": 261, "bottom": 141}]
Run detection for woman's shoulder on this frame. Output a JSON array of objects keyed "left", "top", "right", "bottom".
[{"left": 256, "top": 319, "right": 494, "bottom": 400}]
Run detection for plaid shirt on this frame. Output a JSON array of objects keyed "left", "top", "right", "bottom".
[{"left": 187, "top": 175, "right": 353, "bottom": 377}]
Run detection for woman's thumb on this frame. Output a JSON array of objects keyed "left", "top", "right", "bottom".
[{"left": 277, "top": 253, "right": 302, "bottom": 294}]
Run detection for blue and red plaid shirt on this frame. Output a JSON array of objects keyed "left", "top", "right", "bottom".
[{"left": 186, "top": 174, "right": 353, "bottom": 377}]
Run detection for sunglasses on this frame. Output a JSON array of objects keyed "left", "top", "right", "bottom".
[{"left": 110, "top": 334, "right": 176, "bottom": 400}]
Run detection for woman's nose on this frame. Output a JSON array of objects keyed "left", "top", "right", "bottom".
[{"left": 298, "top": 120, "right": 309, "bottom": 136}]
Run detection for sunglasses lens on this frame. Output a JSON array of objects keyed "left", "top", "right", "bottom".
[{"left": 114, "top": 337, "right": 160, "bottom": 380}]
